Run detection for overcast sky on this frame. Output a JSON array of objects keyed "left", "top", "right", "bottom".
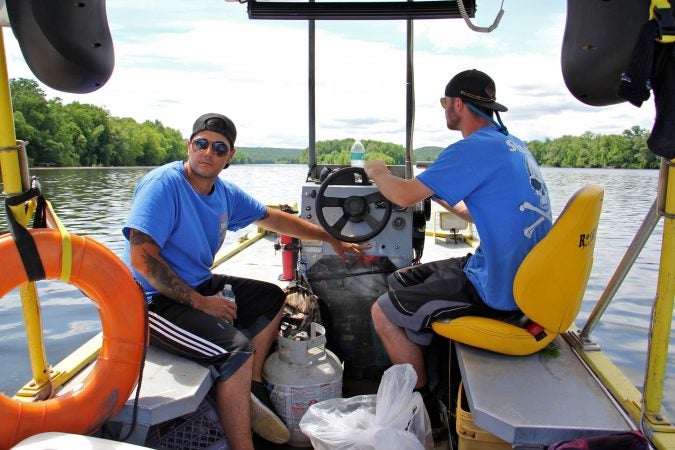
[{"left": 2, "top": 0, "right": 656, "bottom": 149}]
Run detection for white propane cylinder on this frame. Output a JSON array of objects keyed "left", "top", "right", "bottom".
[{"left": 263, "top": 323, "right": 343, "bottom": 447}]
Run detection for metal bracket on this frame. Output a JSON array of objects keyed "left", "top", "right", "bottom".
[
  {"left": 659, "top": 158, "right": 675, "bottom": 219},
  {"left": 565, "top": 329, "right": 602, "bottom": 352}
]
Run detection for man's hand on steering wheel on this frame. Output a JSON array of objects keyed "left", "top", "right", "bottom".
[{"left": 327, "top": 238, "right": 372, "bottom": 260}]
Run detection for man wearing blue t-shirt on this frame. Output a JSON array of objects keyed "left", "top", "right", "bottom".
[
  {"left": 123, "top": 113, "right": 363, "bottom": 450},
  {"left": 364, "top": 69, "right": 552, "bottom": 432}
]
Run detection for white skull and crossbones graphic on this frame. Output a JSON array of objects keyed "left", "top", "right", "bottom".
[
  {"left": 506, "top": 139, "right": 551, "bottom": 238},
  {"left": 520, "top": 152, "right": 551, "bottom": 238}
]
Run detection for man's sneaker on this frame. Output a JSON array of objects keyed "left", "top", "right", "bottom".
[{"left": 250, "top": 380, "right": 290, "bottom": 444}]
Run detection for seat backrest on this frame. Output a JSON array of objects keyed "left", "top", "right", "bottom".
[{"left": 513, "top": 184, "right": 604, "bottom": 333}]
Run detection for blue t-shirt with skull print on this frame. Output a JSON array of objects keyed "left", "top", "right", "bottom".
[{"left": 418, "top": 126, "right": 552, "bottom": 311}]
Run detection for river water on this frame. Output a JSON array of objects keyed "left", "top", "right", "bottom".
[{"left": 0, "top": 165, "right": 672, "bottom": 418}]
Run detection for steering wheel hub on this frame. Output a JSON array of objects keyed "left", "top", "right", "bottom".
[{"left": 344, "top": 196, "right": 368, "bottom": 221}]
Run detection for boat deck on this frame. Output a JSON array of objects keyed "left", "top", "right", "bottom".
[{"left": 106, "top": 228, "right": 636, "bottom": 449}]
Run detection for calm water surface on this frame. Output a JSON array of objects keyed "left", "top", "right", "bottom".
[{"left": 0, "top": 165, "right": 672, "bottom": 418}]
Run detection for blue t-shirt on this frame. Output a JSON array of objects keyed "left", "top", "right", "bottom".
[
  {"left": 122, "top": 161, "right": 267, "bottom": 295},
  {"left": 417, "top": 127, "right": 552, "bottom": 311}
]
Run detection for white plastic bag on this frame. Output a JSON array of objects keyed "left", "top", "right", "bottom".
[{"left": 299, "top": 364, "right": 433, "bottom": 450}]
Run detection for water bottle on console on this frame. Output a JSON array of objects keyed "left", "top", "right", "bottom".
[{"left": 350, "top": 139, "right": 365, "bottom": 167}]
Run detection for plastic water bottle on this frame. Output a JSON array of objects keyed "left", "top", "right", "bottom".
[
  {"left": 297, "top": 258, "right": 308, "bottom": 278},
  {"left": 221, "top": 284, "right": 236, "bottom": 303},
  {"left": 350, "top": 140, "right": 365, "bottom": 167}
]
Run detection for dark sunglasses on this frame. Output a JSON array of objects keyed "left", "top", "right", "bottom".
[{"left": 191, "top": 138, "right": 231, "bottom": 157}]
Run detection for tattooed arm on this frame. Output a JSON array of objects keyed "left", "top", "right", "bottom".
[
  {"left": 128, "top": 228, "right": 236, "bottom": 321},
  {"left": 255, "top": 207, "right": 368, "bottom": 258}
]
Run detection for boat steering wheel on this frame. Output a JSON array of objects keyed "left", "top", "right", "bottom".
[{"left": 315, "top": 167, "right": 392, "bottom": 243}]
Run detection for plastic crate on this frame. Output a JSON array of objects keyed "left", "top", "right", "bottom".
[
  {"left": 456, "top": 382, "right": 511, "bottom": 450},
  {"left": 144, "top": 394, "right": 229, "bottom": 450}
]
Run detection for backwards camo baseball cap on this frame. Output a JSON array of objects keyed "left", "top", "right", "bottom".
[
  {"left": 190, "top": 113, "right": 237, "bottom": 147},
  {"left": 445, "top": 69, "right": 508, "bottom": 112}
]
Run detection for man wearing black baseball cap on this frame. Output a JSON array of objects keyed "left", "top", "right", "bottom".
[
  {"left": 444, "top": 68, "right": 508, "bottom": 112},
  {"left": 442, "top": 69, "right": 509, "bottom": 135},
  {"left": 191, "top": 113, "right": 237, "bottom": 146},
  {"left": 123, "top": 113, "right": 366, "bottom": 449},
  {"left": 365, "top": 69, "right": 552, "bottom": 436}
]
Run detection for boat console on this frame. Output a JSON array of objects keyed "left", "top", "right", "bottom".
[
  {"left": 299, "top": 165, "right": 416, "bottom": 268},
  {"left": 295, "top": 165, "right": 424, "bottom": 381}
]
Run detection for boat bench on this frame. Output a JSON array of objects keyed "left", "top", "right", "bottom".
[
  {"left": 455, "top": 335, "right": 634, "bottom": 448},
  {"left": 106, "top": 346, "right": 214, "bottom": 445}
]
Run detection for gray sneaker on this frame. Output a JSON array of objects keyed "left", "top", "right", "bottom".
[{"left": 250, "top": 381, "right": 290, "bottom": 444}]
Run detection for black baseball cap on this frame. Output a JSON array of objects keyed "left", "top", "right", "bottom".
[
  {"left": 190, "top": 113, "right": 237, "bottom": 147},
  {"left": 445, "top": 69, "right": 508, "bottom": 112}
]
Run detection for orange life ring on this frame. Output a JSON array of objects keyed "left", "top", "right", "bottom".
[{"left": 0, "top": 229, "right": 147, "bottom": 449}]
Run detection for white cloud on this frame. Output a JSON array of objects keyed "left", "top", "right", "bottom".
[{"left": 2, "top": 0, "right": 657, "bottom": 150}]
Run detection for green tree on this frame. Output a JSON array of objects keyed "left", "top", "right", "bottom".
[
  {"left": 64, "top": 102, "right": 112, "bottom": 166},
  {"left": 137, "top": 121, "right": 166, "bottom": 166},
  {"left": 10, "top": 79, "right": 60, "bottom": 164},
  {"left": 10, "top": 77, "right": 186, "bottom": 167},
  {"left": 523, "top": 128, "right": 657, "bottom": 169},
  {"left": 108, "top": 118, "right": 145, "bottom": 165}
]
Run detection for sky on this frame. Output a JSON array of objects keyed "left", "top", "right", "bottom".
[{"left": 1, "top": 0, "right": 657, "bottom": 149}]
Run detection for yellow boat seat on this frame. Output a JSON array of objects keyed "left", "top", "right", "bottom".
[{"left": 431, "top": 184, "right": 604, "bottom": 355}]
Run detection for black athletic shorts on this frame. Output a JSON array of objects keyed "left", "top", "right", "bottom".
[
  {"left": 377, "top": 254, "right": 517, "bottom": 346},
  {"left": 147, "top": 274, "right": 285, "bottom": 381}
]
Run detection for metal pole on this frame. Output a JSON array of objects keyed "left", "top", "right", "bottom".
[
  {"left": 0, "top": 29, "right": 52, "bottom": 398},
  {"left": 308, "top": 14, "right": 317, "bottom": 179},
  {"left": 0, "top": 29, "right": 21, "bottom": 194},
  {"left": 643, "top": 158, "right": 675, "bottom": 421},
  {"left": 404, "top": 15, "right": 414, "bottom": 180}
]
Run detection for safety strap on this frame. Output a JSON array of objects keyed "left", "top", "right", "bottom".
[
  {"left": 618, "top": 6, "right": 675, "bottom": 159},
  {"left": 5, "top": 182, "right": 46, "bottom": 281},
  {"left": 4, "top": 178, "right": 73, "bottom": 282},
  {"left": 651, "top": 0, "right": 675, "bottom": 44},
  {"left": 45, "top": 199, "right": 73, "bottom": 282},
  {"left": 617, "top": 20, "right": 660, "bottom": 107}
]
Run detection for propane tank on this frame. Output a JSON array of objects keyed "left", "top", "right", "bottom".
[
  {"left": 263, "top": 323, "right": 343, "bottom": 447},
  {"left": 276, "top": 234, "right": 299, "bottom": 281}
]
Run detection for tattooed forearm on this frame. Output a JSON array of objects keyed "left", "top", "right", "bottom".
[
  {"left": 141, "top": 253, "right": 194, "bottom": 306},
  {"left": 129, "top": 229, "right": 196, "bottom": 307}
]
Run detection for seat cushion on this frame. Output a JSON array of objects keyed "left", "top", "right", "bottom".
[{"left": 431, "top": 316, "right": 556, "bottom": 356}]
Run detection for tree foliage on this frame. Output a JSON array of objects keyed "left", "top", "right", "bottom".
[
  {"left": 526, "top": 127, "right": 659, "bottom": 169},
  {"left": 417, "top": 127, "right": 659, "bottom": 169},
  {"left": 10, "top": 78, "right": 661, "bottom": 169},
  {"left": 297, "top": 138, "right": 406, "bottom": 165},
  {"left": 10, "top": 78, "right": 186, "bottom": 167}
]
